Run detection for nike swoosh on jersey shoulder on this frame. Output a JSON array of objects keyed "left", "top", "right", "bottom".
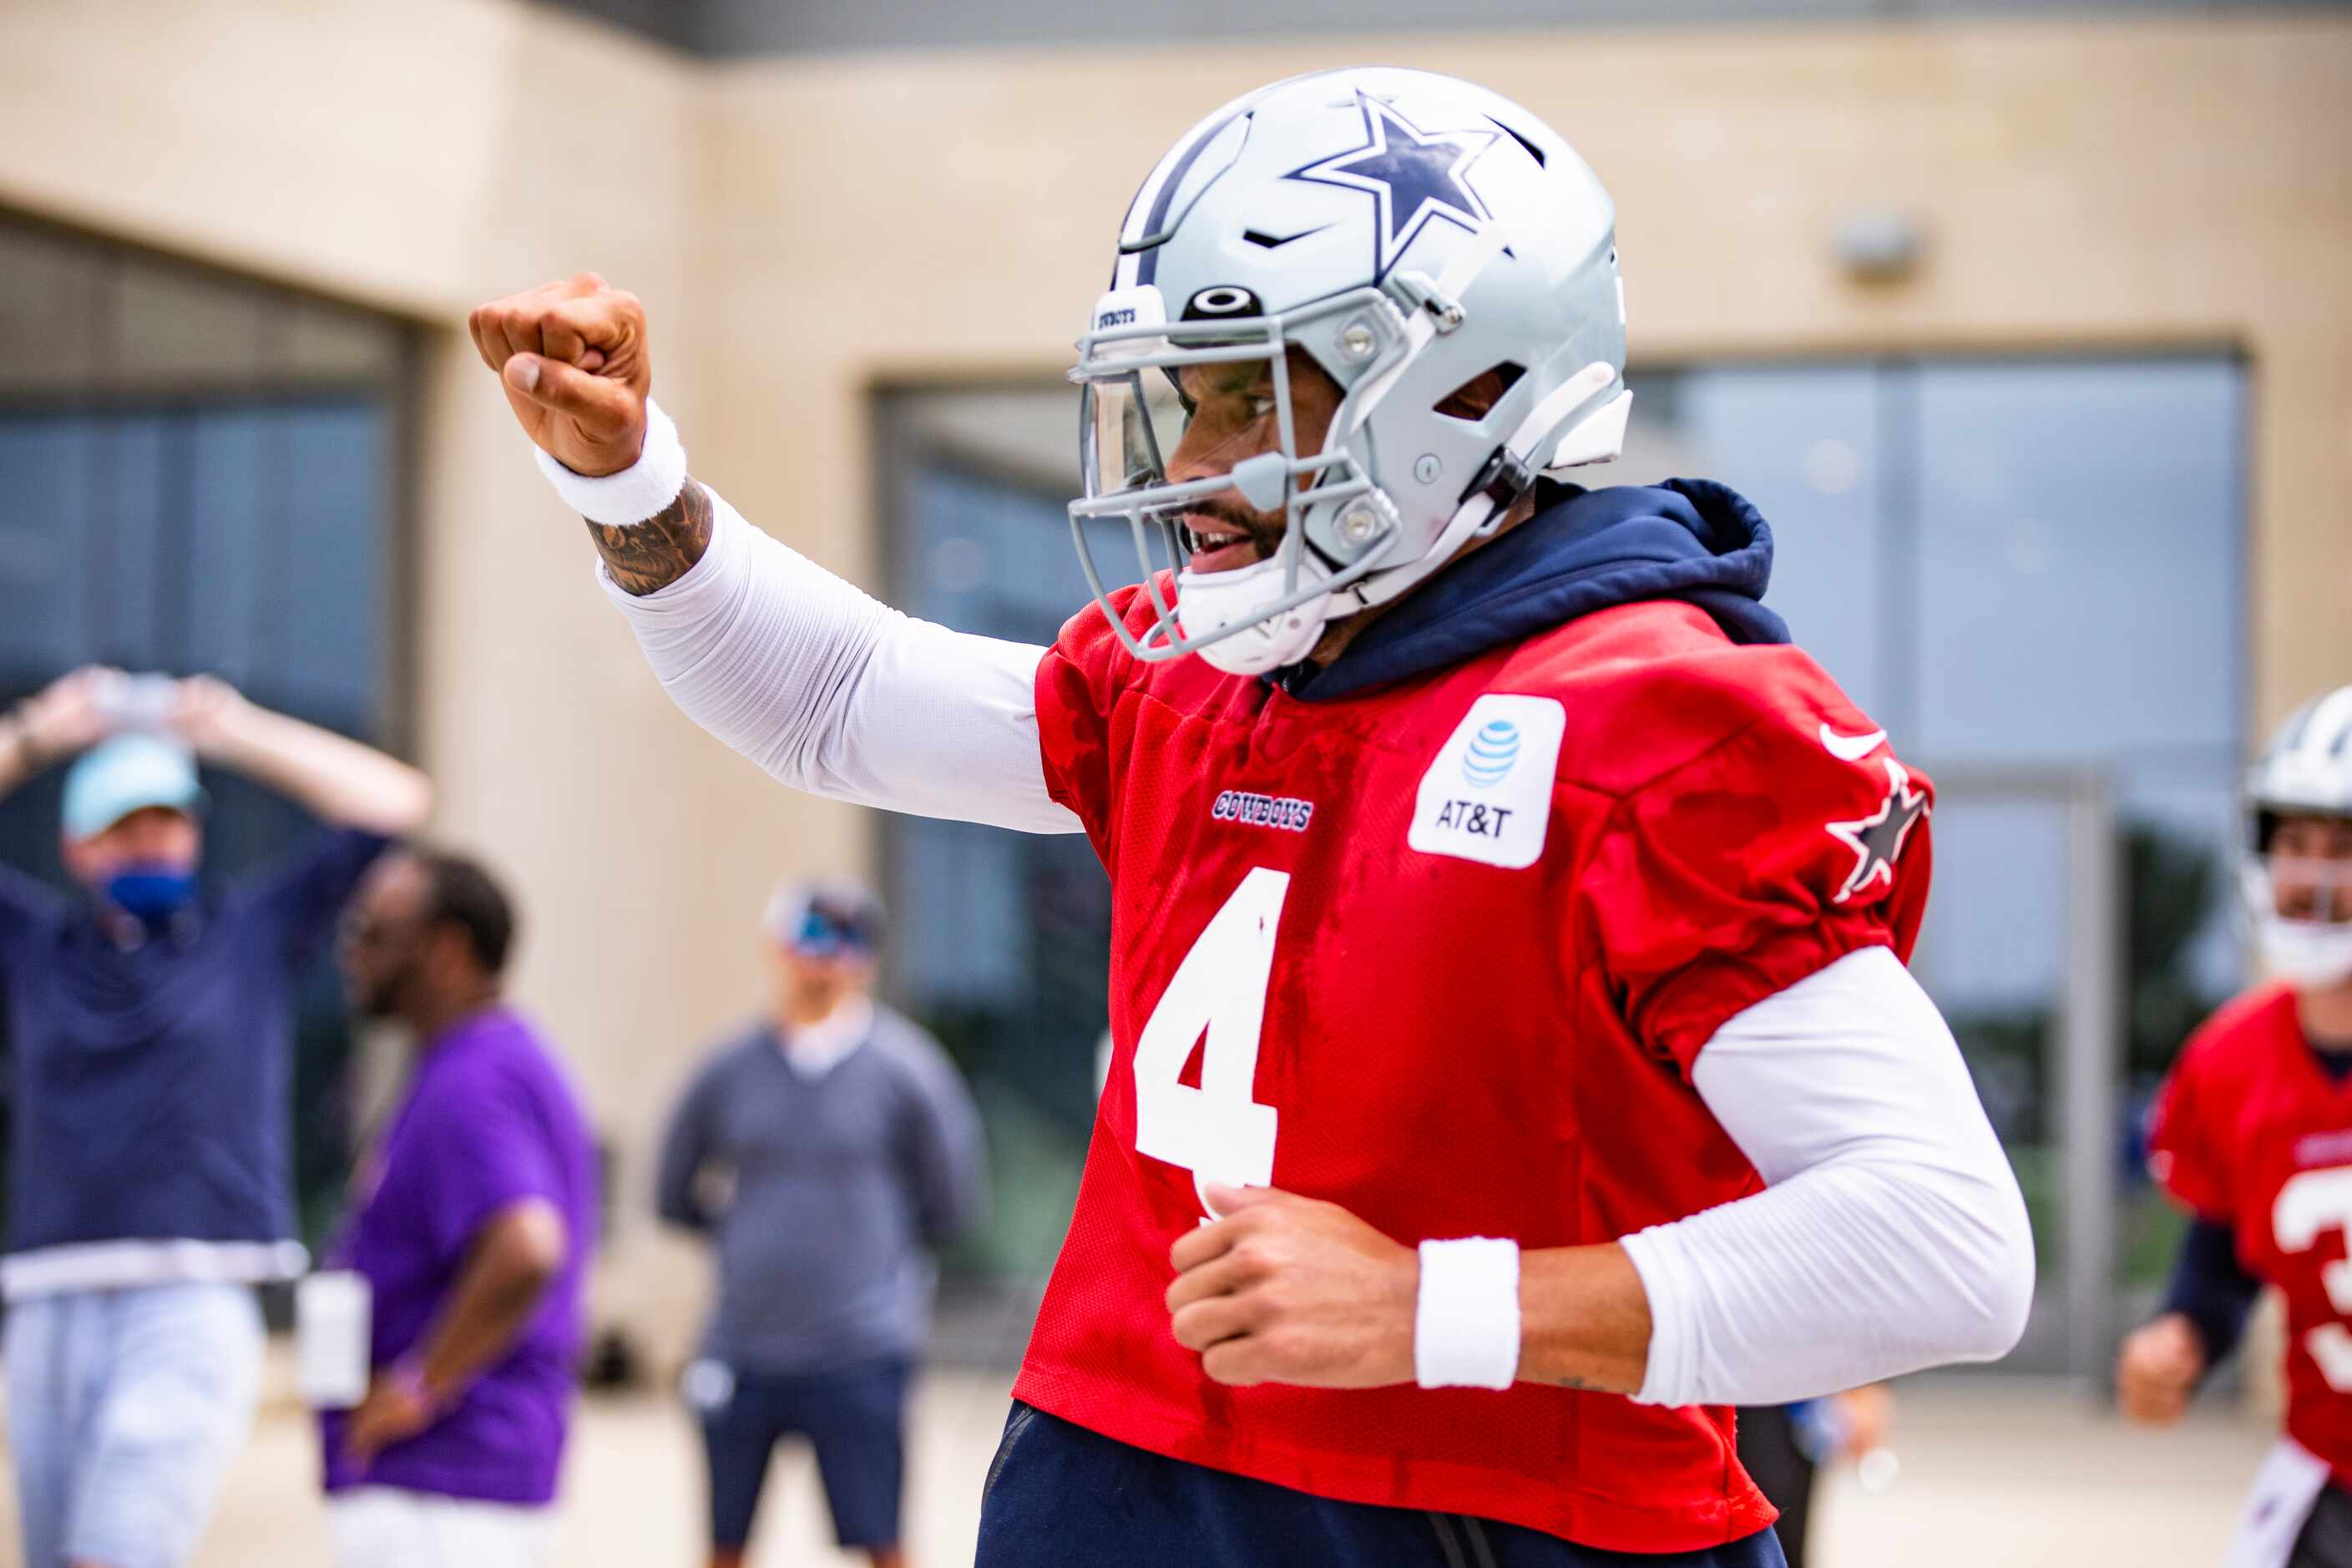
[{"left": 1819, "top": 723, "right": 1889, "bottom": 761}]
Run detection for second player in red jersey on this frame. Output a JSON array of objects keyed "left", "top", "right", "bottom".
[
  {"left": 2127, "top": 686, "right": 2352, "bottom": 1567},
  {"left": 2150, "top": 985, "right": 2352, "bottom": 1474}
]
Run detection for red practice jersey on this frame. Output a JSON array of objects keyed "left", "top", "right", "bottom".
[
  {"left": 1013, "top": 584, "right": 1935, "bottom": 1552},
  {"left": 2149, "top": 985, "right": 2352, "bottom": 1483}
]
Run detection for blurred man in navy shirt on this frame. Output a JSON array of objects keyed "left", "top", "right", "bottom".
[{"left": 0, "top": 666, "right": 431, "bottom": 1568}]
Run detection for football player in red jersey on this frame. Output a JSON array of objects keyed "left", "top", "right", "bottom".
[
  {"left": 2123, "top": 688, "right": 2352, "bottom": 1568},
  {"left": 470, "top": 66, "right": 2031, "bottom": 1568}
]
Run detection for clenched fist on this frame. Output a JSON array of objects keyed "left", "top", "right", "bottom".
[
  {"left": 468, "top": 273, "right": 651, "bottom": 478},
  {"left": 1166, "top": 1184, "right": 1420, "bottom": 1388},
  {"left": 2116, "top": 1312, "right": 2206, "bottom": 1424}
]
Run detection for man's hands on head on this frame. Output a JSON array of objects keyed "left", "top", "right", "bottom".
[
  {"left": 2117, "top": 1311, "right": 2207, "bottom": 1424},
  {"left": 468, "top": 273, "right": 650, "bottom": 478},
  {"left": 12, "top": 666, "right": 121, "bottom": 763},
  {"left": 164, "top": 674, "right": 253, "bottom": 760},
  {"left": 1166, "top": 1184, "right": 1419, "bottom": 1388}
]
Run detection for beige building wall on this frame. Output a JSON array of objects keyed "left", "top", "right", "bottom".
[{"left": 2, "top": 1, "right": 2346, "bottom": 1357}]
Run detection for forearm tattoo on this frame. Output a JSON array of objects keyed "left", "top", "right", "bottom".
[{"left": 586, "top": 476, "right": 713, "bottom": 596}]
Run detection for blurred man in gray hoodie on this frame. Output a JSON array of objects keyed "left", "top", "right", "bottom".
[{"left": 656, "top": 880, "right": 985, "bottom": 1568}]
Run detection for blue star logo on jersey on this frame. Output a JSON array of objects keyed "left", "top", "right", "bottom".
[
  {"left": 1286, "top": 94, "right": 1499, "bottom": 281},
  {"left": 1825, "top": 757, "right": 1930, "bottom": 905}
]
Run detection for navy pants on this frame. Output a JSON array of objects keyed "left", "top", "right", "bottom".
[
  {"left": 697, "top": 1356, "right": 909, "bottom": 1550},
  {"left": 977, "top": 1403, "right": 1788, "bottom": 1568}
]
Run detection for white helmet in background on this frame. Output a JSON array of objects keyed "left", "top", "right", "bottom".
[
  {"left": 1067, "top": 66, "right": 1629, "bottom": 675},
  {"left": 2243, "top": 687, "right": 2352, "bottom": 988}
]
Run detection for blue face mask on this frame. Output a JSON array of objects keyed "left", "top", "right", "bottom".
[{"left": 104, "top": 865, "right": 199, "bottom": 933}]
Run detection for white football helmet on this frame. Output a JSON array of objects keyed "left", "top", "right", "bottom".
[
  {"left": 2242, "top": 686, "right": 2352, "bottom": 988},
  {"left": 1067, "top": 67, "right": 1629, "bottom": 675}
]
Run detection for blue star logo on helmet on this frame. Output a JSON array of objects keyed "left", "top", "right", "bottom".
[
  {"left": 1461, "top": 719, "right": 1521, "bottom": 790},
  {"left": 1285, "top": 92, "right": 1499, "bottom": 281}
]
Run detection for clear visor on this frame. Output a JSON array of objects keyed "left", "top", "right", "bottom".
[
  {"left": 1080, "top": 370, "right": 1192, "bottom": 503},
  {"left": 1063, "top": 296, "right": 1393, "bottom": 665},
  {"left": 2261, "top": 855, "right": 2352, "bottom": 924}
]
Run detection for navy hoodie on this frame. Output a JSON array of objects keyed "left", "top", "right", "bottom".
[{"left": 1282, "top": 477, "right": 1789, "bottom": 702}]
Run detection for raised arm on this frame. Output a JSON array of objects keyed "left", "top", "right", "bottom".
[
  {"left": 467, "top": 276, "right": 1075, "bottom": 834},
  {"left": 0, "top": 668, "right": 119, "bottom": 802},
  {"left": 168, "top": 677, "right": 432, "bottom": 837}
]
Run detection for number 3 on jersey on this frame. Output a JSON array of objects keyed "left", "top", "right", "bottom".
[
  {"left": 2277, "top": 1167, "right": 2352, "bottom": 1392},
  {"left": 1132, "top": 868, "right": 1287, "bottom": 1214}
]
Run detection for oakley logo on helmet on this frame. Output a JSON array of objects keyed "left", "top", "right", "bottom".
[{"left": 1185, "top": 286, "right": 1260, "bottom": 318}]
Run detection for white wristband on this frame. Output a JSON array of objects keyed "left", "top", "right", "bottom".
[
  {"left": 1414, "top": 1237, "right": 1521, "bottom": 1390},
  {"left": 534, "top": 397, "right": 687, "bottom": 526}
]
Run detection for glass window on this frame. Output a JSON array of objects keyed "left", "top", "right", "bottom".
[
  {"left": 878, "top": 400, "right": 1110, "bottom": 1303},
  {"left": 1913, "top": 360, "right": 2243, "bottom": 766}
]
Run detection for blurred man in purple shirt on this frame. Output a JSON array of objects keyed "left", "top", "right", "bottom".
[{"left": 320, "top": 850, "right": 596, "bottom": 1567}]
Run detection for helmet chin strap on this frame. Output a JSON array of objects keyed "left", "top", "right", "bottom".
[
  {"left": 1350, "top": 360, "right": 1629, "bottom": 613},
  {"left": 1181, "top": 554, "right": 1333, "bottom": 675}
]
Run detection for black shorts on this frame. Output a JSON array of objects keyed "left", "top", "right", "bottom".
[
  {"left": 695, "top": 1355, "right": 910, "bottom": 1550},
  {"left": 976, "top": 1401, "right": 1788, "bottom": 1568},
  {"left": 1732, "top": 1405, "right": 1818, "bottom": 1568},
  {"left": 2292, "top": 1480, "right": 2352, "bottom": 1568}
]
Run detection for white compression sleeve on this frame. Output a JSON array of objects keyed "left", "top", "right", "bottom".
[
  {"left": 600, "top": 485, "right": 1082, "bottom": 835},
  {"left": 1620, "top": 946, "right": 2035, "bottom": 1407}
]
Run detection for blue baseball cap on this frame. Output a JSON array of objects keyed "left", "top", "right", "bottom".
[{"left": 61, "top": 736, "right": 206, "bottom": 841}]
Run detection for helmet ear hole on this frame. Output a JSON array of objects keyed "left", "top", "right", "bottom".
[{"left": 1432, "top": 362, "right": 1525, "bottom": 422}]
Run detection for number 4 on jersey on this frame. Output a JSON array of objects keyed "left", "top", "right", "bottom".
[{"left": 1131, "top": 867, "right": 1287, "bottom": 1213}]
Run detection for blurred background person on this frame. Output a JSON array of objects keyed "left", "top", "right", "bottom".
[
  {"left": 657, "top": 880, "right": 985, "bottom": 1568},
  {"left": 1736, "top": 1388, "right": 1895, "bottom": 1568},
  {"left": 321, "top": 850, "right": 594, "bottom": 1568},
  {"left": 0, "top": 666, "right": 430, "bottom": 1568},
  {"left": 2119, "top": 688, "right": 2352, "bottom": 1568}
]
